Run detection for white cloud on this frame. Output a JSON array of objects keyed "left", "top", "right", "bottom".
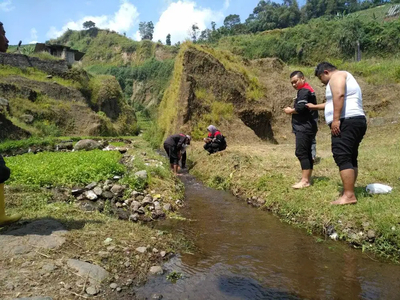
[
  {"left": 46, "top": 0, "right": 139, "bottom": 39},
  {"left": 153, "top": 1, "right": 224, "bottom": 45},
  {"left": 224, "top": 0, "right": 230, "bottom": 10},
  {"left": 0, "top": 0, "right": 14, "bottom": 12},
  {"left": 133, "top": 30, "right": 141, "bottom": 41},
  {"left": 29, "top": 28, "right": 38, "bottom": 44}
]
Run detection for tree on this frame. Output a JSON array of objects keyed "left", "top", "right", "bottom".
[
  {"left": 166, "top": 34, "right": 171, "bottom": 46},
  {"left": 83, "top": 20, "right": 96, "bottom": 29},
  {"left": 190, "top": 23, "right": 200, "bottom": 42},
  {"left": 139, "top": 21, "right": 154, "bottom": 40},
  {"left": 223, "top": 14, "right": 241, "bottom": 30}
]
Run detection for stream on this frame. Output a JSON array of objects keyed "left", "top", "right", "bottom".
[{"left": 135, "top": 173, "right": 400, "bottom": 299}]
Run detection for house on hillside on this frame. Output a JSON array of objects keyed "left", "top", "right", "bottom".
[
  {"left": 385, "top": 4, "right": 400, "bottom": 21},
  {"left": 33, "top": 43, "right": 85, "bottom": 65}
]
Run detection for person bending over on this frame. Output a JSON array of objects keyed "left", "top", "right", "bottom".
[{"left": 163, "top": 134, "right": 191, "bottom": 175}]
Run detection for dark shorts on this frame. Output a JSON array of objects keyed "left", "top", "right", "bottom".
[
  {"left": 0, "top": 154, "right": 10, "bottom": 184},
  {"left": 295, "top": 132, "right": 316, "bottom": 170},
  {"left": 164, "top": 143, "right": 179, "bottom": 165},
  {"left": 331, "top": 116, "right": 367, "bottom": 171}
]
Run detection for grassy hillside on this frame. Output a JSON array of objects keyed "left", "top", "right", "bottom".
[
  {"left": 215, "top": 5, "right": 400, "bottom": 64},
  {"left": 49, "top": 28, "right": 178, "bottom": 66}
]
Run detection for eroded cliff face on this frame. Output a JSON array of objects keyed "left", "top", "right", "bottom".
[
  {"left": 159, "top": 45, "right": 294, "bottom": 144},
  {"left": 0, "top": 53, "right": 137, "bottom": 139}
]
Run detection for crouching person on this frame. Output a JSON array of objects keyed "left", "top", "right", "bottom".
[
  {"left": 203, "top": 125, "right": 227, "bottom": 154},
  {"left": 163, "top": 134, "right": 191, "bottom": 175}
]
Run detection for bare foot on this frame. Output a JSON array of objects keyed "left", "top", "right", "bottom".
[
  {"left": 330, "top": 195, "right": 357, "bottom": 205},
  {"left": 292, "top": 181, "right": 310, "bottom": 189}
]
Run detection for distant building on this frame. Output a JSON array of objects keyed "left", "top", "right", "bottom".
[
  {"left": 385, "top": 4, "right": 400, "bottom": 21},
  {"left": 33, "top": 43, "right": 85, "bottom": 65}
]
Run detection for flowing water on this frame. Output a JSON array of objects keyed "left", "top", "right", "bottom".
[{"left": 135, "top": 173, "right": 400, "bottom": 299}]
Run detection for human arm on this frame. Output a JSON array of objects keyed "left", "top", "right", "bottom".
[
  {"left": 329, "top": 72, "right": 347, "bottom": 136},
  {"left": 306, "top": 103, "right": 326, "bottom": 110}
]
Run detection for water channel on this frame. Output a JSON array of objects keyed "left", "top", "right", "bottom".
[{"left": 135, "top": 173, "right": 400, "bottom": 299}]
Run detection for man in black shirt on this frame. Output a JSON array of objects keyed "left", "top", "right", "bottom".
[
  {"left": 284, "top": 71, "right": 318, "bottom": 189},
  {"left": 163, "top": 134, "right": 190, "bottom": 175}
]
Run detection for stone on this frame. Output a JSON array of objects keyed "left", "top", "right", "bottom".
[
  {"left": 41, "top": 263, "right": 56, "bottom": 273},
  {"left": 257, "top": 198, "right": 266, "bottom": 205},
  {"left": 163, "top": 204, "right": 172, "bottom": 211},
  {"left": 367, "top": 230, "right": 376, "bottom": 240},
  {"left": 124, "top": 261, "right": 131, "bottom": 267},
  {"left": 98, "top": 251, "right": 110, "bottom": 258},
  {"left": 74, "top": 139, "right": 102, "bottom": 151},
  {"left": 104, "top": 238, "right": 113, "bottom": 245},
  {"left": 160, "top": 251, "right": 167, "bottom": 258},
  {"left": 0, "top": 97, "right": 9, "bottom": 106},
  {"left": 85, "top": 182, "right": 97, "bottom": 190},
  {"left": 134, "top": 170, "right": 148, "bottom": 180},
  {"left": 136, "top": 247, "right": 147, "bottom": 254},
  {"left": 136, "top": 195, "right": 144, "bottom": 201},
  {"left": 71, "top": 188, "right": 85, "bottom": 196},
  {"left": 329, "top": 232, "right": 338, "bottom": 240},
  {"left": 116, "top": 287, "right": 122, "bottom": 292},
  {"left": 93, "top": 186, "right": 103, "bottom": 196},
  {"left": 151, "top": 294, "right": 163, "bottom": 300},
  {"left": 142, "top": 195, "right": 153, "bottom": 206},
  {"left": 154, "top": 201, "right": 161, "bottom": 211},
  {"left": 149, "top": 266, "right": 163, "bottom": 275},
  {"left": 20, "top": 114, "right": 34, "bottom": 124},
  {"left": 67, "top": 259, "right": 109, "bottom": 283},
  {"left": 113, "top": 175, "right": 122, "bottom": 180},
  {"left": 85, "top": 190, "right": 98, "bottom": 201},
  {"left": 107, "top": 246, "right": 116, "bottom": 251},
  {"left": 86, "top": 286, "right": 99, "bottom": 295},
  {"left": 152, "top": 248, "right": 159, "bottom": 253},
  {"left": 110, "top": 283, "right": 118, "bottom": 289},
  {"left": 155, "top": 210, "right": 165, "bottom": 218},
  {"left": 129, "top": 213, "right": 139, "bottom": 222},
  {"left": 115, "top": 208, "right": 129, "bottom": 220},
  {"left": 0, "top": 220, "right": 67, "bottom": 259},
  {"left": 111, "top": 184, "right": 124, "bottom": 195},
  {"left": 102, "top": 191, "right": 114, "bottom": 199},
  {"left": 137, "top": 207, "right": 146, "bottom": 215},
  {"left": 56, "top": 142, "right": 73, "bottom": 150}
]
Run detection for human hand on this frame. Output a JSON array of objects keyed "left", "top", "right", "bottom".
[
  {"left": 306, "top": 103, "right": 316, "bottom": 110},
  {"left": 284, "top": 107, "right": 293, "bottom": 114},
  {"left": 331, "top": 120, "right": 341, "bottom": 136}
]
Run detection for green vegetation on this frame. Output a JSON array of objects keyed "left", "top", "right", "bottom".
[
  {"left": 215, "top": 15, "right": 400, "bottom": 64},
  {"left": 87, "top": 58, "right": 175, "bottom": 100},
  {"left": 189, "top": 123, "right": 400, "bottom": 260},
  {"left": 5, "top": 150, "right": 125, "bottom": 187},
  {"left": 0, "top": 65, "right": 77, "bottom": 87}
]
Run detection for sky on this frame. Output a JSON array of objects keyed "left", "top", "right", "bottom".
[{"left": 0, "top": 0, "right": 271, "bottom": 46}]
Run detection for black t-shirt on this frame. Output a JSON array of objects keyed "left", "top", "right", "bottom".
[{"left": 292, "top": 83, "right": 318, "bottom": 134}]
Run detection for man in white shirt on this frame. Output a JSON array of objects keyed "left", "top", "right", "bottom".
[{"left": 307, "top": 62, "right": 367, "bottom": 205}]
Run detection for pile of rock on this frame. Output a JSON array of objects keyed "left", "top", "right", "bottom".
[{"left": 72, "top": 178, "right": 174, "bottom": 223}]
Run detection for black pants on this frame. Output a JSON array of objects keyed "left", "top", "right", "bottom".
[
  {"left": 295, "top": 132, "right": 316, "bottom": 170},
  {"left": 163, "top": 143, "right": 179, "bottom": 165},
  {"left": 331, "top": 117, "right": 367, "bottom": 171},
  {"left": 0, "top": 155, "right": 10, "bottom": 184},
  {"left": 204, "top": 142, "right": 226, "bottom": 154},
  {"left": 180, "top": 152, "right": 187, "bottom": 168}
]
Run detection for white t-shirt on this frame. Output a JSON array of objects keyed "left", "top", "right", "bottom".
[{"left": 324, "top": 71, "right": 365, "bottom": 124}]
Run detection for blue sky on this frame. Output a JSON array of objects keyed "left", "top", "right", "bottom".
[{"left": 0, "top": 0, "right": 277, "bottom": 45}]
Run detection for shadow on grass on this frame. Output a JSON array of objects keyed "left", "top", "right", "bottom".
[
  {"left": 0, "top": 217, "right": 103, "bottom": 236},
  {"left": 335, "top": 185, "right": 372, "bottom": 198}
]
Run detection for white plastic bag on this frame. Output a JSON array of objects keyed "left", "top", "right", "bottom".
[{"left": 366, "top": 183, "right": 393, "bottom": 194}]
